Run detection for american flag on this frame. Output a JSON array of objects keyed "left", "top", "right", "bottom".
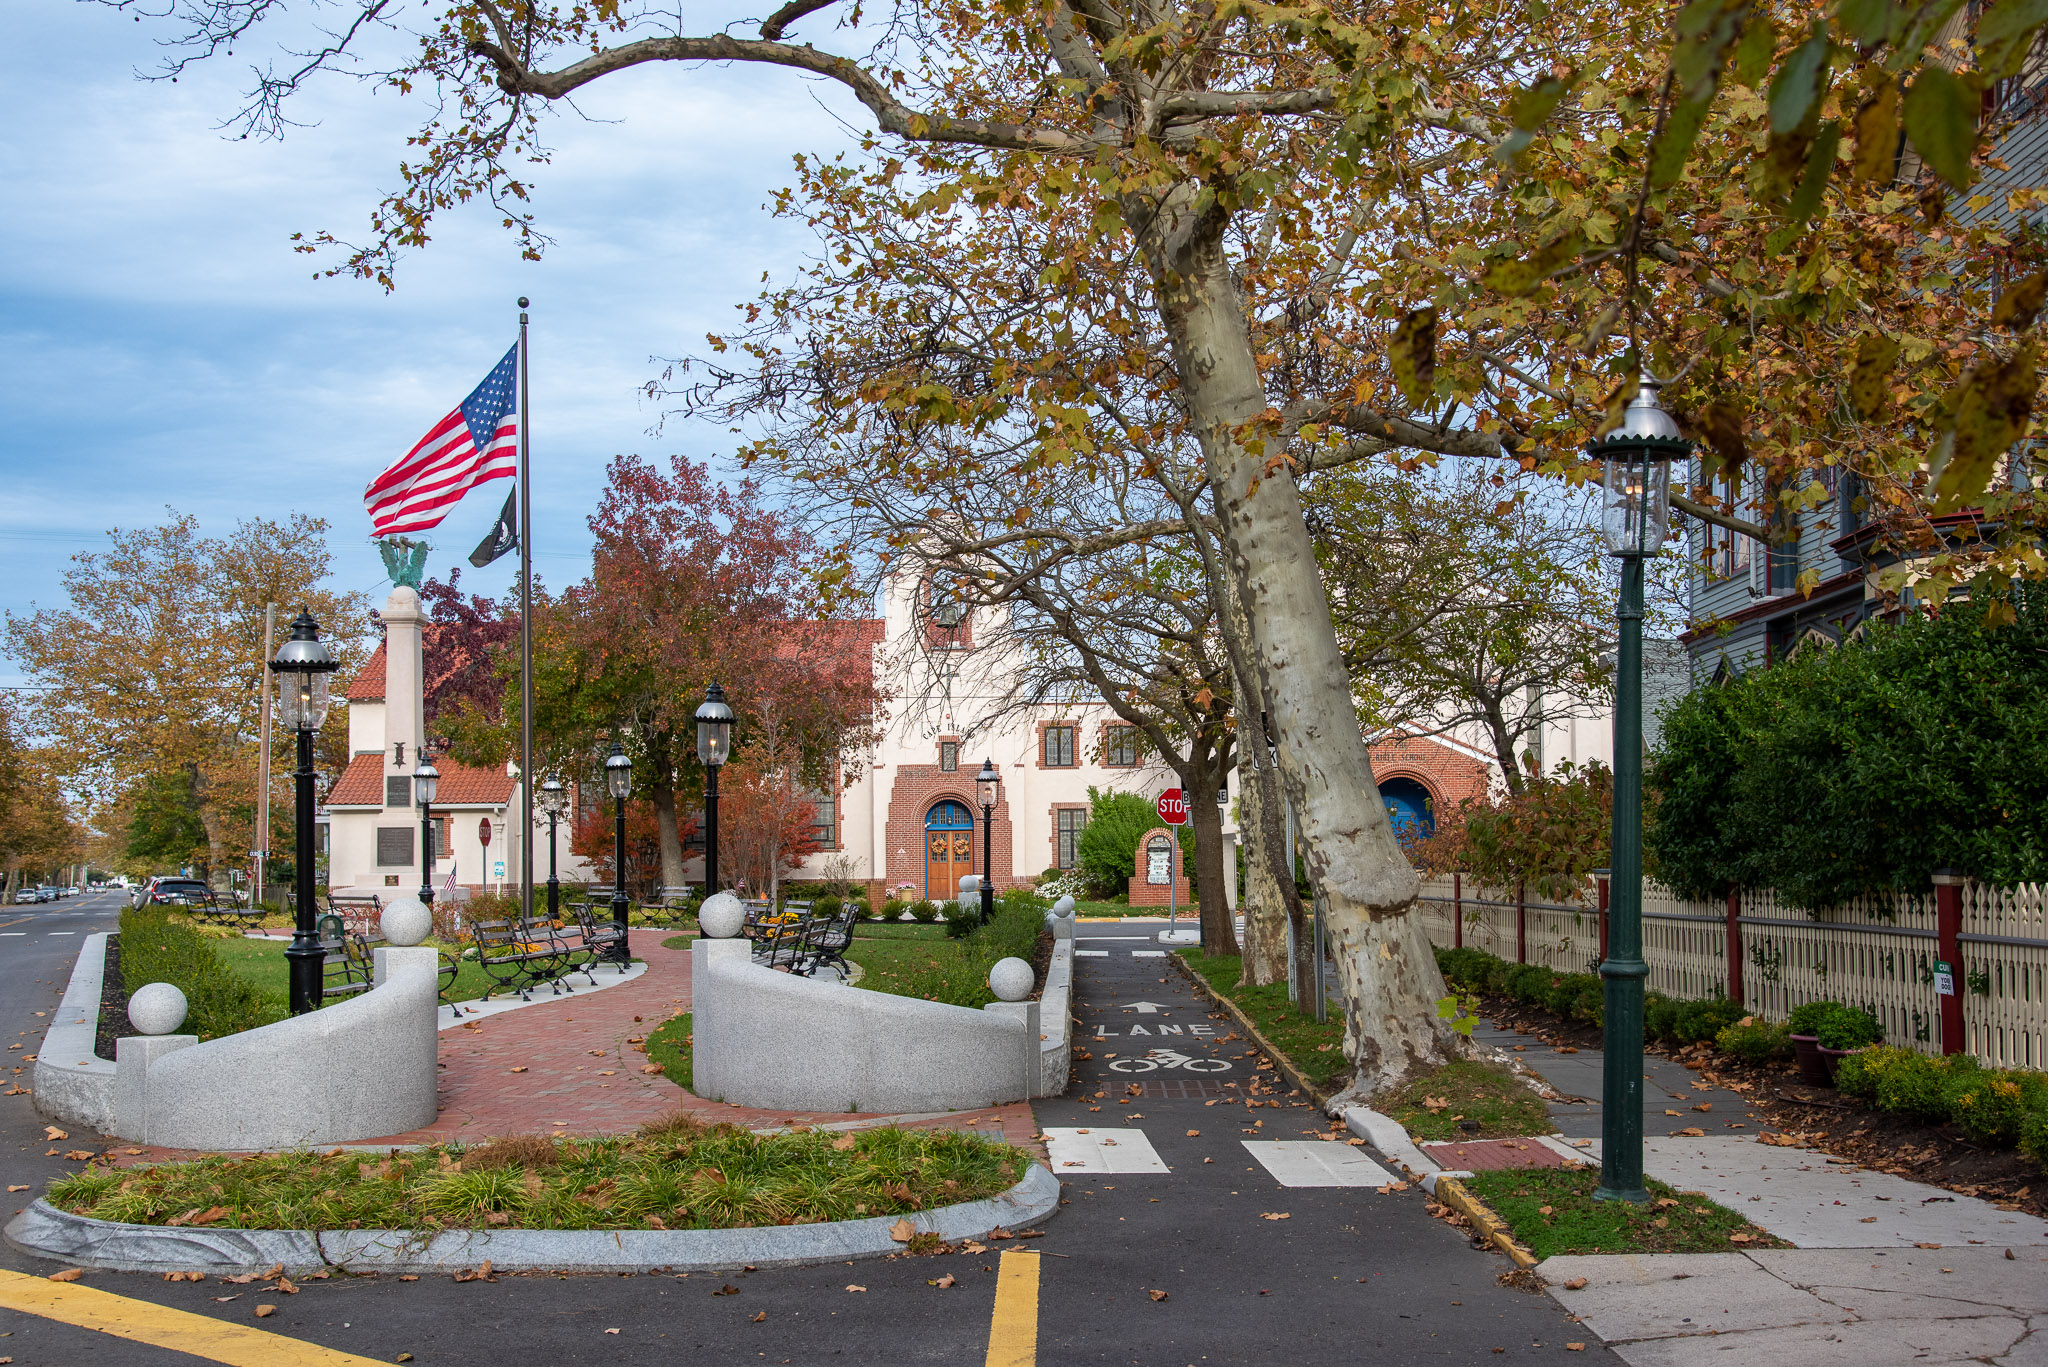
[{"left": 365, "top": 343, "right": 520, "bottom": 537}]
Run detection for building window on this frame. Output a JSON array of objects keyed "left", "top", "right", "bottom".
[
  {"left": 1043, "top": 724, "right": 1076, "bottom": 767},
  {"left": 1105, "top": 726, "right": 1139, "bottom": 767},
  {"left": 376, "top": 827, "right": 415, "bottom": 867},
  {"left": 428, "top": 817, "right": 449, "bottom": 861},
  {"left": 939, "top": 741, "right": 959, "bottom": 773},
  {"left": 1056, "top": 808, "right": 1087, "bottom": 869},
  {"left": 385, "top": 775, "right": 411, "bottom": 808},
  {"left": 812, "top": 788, "right": 838, "bottom": 851},
  {"left": 1715, "top": 469, "right": 1753, "bottom": 579}
]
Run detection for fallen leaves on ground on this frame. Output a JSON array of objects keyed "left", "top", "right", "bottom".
[
  {"left": 1916, "top": 1242, "right": 1943, "bottom": 1250},
  {"left": 640, "top": 1064, "right": 663, "bottom": 1074},
  {"left": 42, "top": 1127, "right": 66, "bottom": 1141},
  {"left": 162, "top": 1271, "right": 205, "bottom": 1282},
  {"left": 1674, "top": 1127, "right": 1706, "bottom": 1137},
  {"left": 1185, "top": 1130, "right": 1200, "bottom": 1137},
  {"left": 845, "top": 1285, "right": 866, "bottom": 1293},
  {"left": 46, "top": 1268, "right": 82, "bottom": 1282},
  {"left": 832, "top": 1134, "right": 857, "bottom": 1151},
  {"left": 713, "top": 1284, "right": 741, "bottom": 1296},
  {"left": 63, "top": 1151, "right": 97, "bottom": 1163},
  {"left": 5, "top": 1185, "right": 26, "bottom": 1193},
  {"left": 1260, "top": 1212, "right": 1291, "bottom": 1221},
  {"left": 1148, "top": 1289, "right": 1169, "bottom": 1302},
  {"left": 165, "top": 1207, "right": 230, "bottom": 1228},
  {"left": 508, "top": 1067, "right": 527, "bottom": 1073},
  {"left": 453, "top": 1261, "right": 497, "bottom": 1283},
  {"left": 889, "top": 1218, "right": 916, "bottom": 1242},
  {"left": 1561, "top": 1277, "right": 1588, "bottom": 1290},
  {"left": 1567, "top": 1343, "right": 1586, "bottom": 1351},
  {"left": 254, "top": 1305, "right": 276, "bottom": 1318},
  {"left": 750, "top": 1311, "right": 768, "bottom": 1322},
  {"left": 929, "top": 1274, "right": 957, "bottom": 1288},
  {"left": 1422, "top": 1095, "right": 1451, "bottom": 1113}
]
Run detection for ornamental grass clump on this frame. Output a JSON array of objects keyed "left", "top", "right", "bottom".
[{"left": 45, "top": 1118, "right": 1025, "bottom": 1232}]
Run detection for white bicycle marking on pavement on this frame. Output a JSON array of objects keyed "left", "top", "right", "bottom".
[{"left": 1106, "top": 1047, "right": 1232, "bottom": 1074}]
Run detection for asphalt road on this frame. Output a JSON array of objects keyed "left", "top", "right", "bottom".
[{"left": 0, "top": 911, "right": 1609, "bottom": 1365}]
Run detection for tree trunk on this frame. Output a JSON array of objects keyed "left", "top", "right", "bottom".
[
  {"left": 1483, "top": 699, "right": 1525, "bottom": 796},
  {"left": 1145, "top": 208, "right": 1463, "bottom": 1100},
  {"left": 1235, "top": 723, "right": 1291, "bottom": 985},
  {"left": 645, "top": 730, "right": 687, "bottom": 892},
  {"left": 189, "top": 764, "right": 222, "bottom": 881},
  {"left": 1184, "top": 753, "right": 1234, "bottom": 956}
]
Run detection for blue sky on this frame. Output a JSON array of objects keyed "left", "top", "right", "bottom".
[{"left": 1, "top": 2, "right": 867, "bottom": 681}]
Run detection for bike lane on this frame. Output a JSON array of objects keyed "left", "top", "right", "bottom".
[{"left": 1024, "top": 922, "right": 1610, "bottom": 1364}]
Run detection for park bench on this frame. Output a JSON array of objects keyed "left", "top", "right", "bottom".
[
  {"left": 316, "top": 914, "right": 374, "bottom": 1004},
  {"left": 804, "top": 902, "right": 861, "bottom": 980},
  {"left": 637, "top": 886, "right": 697, "bottom": 928},
  {"left": 327, "top": 890, "right": 385, "bottom": 937},
  {"left": 471, "top": 918, "right": 569, "bottom": 1001}
]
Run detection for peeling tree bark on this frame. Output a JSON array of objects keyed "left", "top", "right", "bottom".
[
  {"left": 1234, "top": 715, "right": 1291, "bottom": 986},
  {"left": 1143, "top": 203, "right": 1466, "bottom": 1101}
]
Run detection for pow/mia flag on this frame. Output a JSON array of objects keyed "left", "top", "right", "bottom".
[{"left": 469, "top": 487, "right": 519, "bottom": 568}]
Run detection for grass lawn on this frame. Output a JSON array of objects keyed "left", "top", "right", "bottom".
[
  {"left": 1071, "top": 900, "right": 1205, "bottom": 919},
  {"left": 643, "top": 1012, "right": 692, "bottom": 1091},
  {"left": 1174, "top": 948, "right": 1351, "bottom": 1091},
  {"left": 1461, "top": 1167, "right": 1790, "bottom": 1259},
  {"left": 213, "top": 935, "right": 499, "bottom": 1005},
  {"left": 48, "top": 1116, "right": 1026, "bottom": 1231},
  {"left": 851, "top": 922, "right": 950, "bottom": 941},
  {"left": 1379, "top": 1059, "right": 1552, "bottom": 1140}
]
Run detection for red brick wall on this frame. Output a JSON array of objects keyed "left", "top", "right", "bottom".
[
  {"left": 1366, "top": 735, "right": 1492, "bottom": 821},
  {"left": 1126, "top": 825, "right": 1192, "bottom": 905},
  {"left": 880, "top": 765, "right": 1019, "bottom": 896}
]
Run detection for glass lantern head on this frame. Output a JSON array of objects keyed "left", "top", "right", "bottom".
[
  {"left": 976, "top": 758, "right": 1001, "bottom": 809},
  {"left": 604, "top": 743, "right": 634, "bottom": 801},
  {"left": 1593, "top": 375, "right": 1689, "bottom": 557},
  {"left": 412, "top": 759, "right": 440, "bottom": 805},
  {"left": 269, "top": 609, "right": 338, "bottom": 733},
  {"left": 695, "top": 682, "right": 733, "bottom": 769},
  {"left": 538, "top": 776, "right": 569, "bottom": 820}
]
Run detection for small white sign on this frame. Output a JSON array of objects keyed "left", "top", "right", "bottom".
[
  {"left": 1147, "top": 845, "right": 1172, "bottom": 884},
  {"left": 493, "top": 860, "right": 507, "bottom": 879}
]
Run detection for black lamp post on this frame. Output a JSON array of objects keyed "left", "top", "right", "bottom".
[
  {"left": 414, "top": 758, "right": 439, "bottom": 906},
  {"left": 268, "top": 610, "right": 338, "bottom": 1016},
  {"left": 695, "top": 683, "right": 733, "bottom": 897},
  {"left": 1591, "top": 374, "right": 1688, "bottom": 1206},
  {"left": 976, "top": 759, "right": 1000, "bottom": 925},
  {"left": 538, "top": 776, "right": 568, "bottom": 920},
  {"left": 604, "top": 743, "right": 634, "bottom": 963}
]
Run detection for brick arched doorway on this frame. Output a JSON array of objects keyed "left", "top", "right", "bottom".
[{"left": 924, "top": 799, "right": 975, "bottom": 899}]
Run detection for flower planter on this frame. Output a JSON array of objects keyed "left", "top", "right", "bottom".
[
  {"left": 1817, "top": 1044, "right": 1854, "bottom": 1085},
  {"left": 1791, "top": 1034, "right": 1829, "bottom": 1085}
]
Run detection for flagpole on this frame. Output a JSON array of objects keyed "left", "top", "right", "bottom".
[{"left": 517, "top": 297, "right": 535, "bottom": 922}]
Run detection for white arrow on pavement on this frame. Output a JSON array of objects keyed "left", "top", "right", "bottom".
[{"left": 1124, "top": 1001, "right": 1168, "bottom": 1014}]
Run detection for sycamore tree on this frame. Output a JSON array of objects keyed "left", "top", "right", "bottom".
[
  {"left": 7, "top": 511, "right": 366, "bottom": 877},
  {"left": 113, "top": 0, "right": 2048, "bottom": 1093}
]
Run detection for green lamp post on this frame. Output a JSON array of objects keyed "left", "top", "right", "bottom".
[{"left": 1590, "top": 374, "right": 1689, "bottom": 1205}]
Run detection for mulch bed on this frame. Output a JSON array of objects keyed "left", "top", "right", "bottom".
[
  {"left": 94, "top": 934, "right": 127, "bottom": 1062},
  {"left": 1469, "top": 989, "right": 2047, "bottom": 1221}
]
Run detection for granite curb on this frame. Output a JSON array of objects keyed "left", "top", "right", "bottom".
[
  {"left": 1165, "top": 951, "right": 1335, "bottom": 1108},
  {"left": 3, "top": 1160, "right": 1060, "bottom": 1275},
  {"left": 30, "top": 931, "right": 117, "bottom": 1131}
]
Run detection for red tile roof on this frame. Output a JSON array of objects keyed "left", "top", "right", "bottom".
[
  {"left": 344, "top": 643, "right": 388, "bottom": 701},
  {"left": 326, "top": 752, "right": 515, "bottom": 807}
]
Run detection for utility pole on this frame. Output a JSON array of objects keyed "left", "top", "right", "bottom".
[{"left": 256, "top": 603, "right": 276, "bottom": 908}]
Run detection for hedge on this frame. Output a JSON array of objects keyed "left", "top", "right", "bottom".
[
  {"left": 1435, "top": 944, "right": 1745, "bottom": 1046},
  {"left": 1837, "top": 1046, "right": 2048, "bottom": 1159},
  {"left": 1650, "top": 589, "right": 2048, "bottom": 908},
  {"left": 118, "top": 907, "right": 283, "bottom": 1040}
]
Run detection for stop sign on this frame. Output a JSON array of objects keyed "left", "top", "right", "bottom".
[{"left": 1156, "top": 788, "right": 1188, "bottom": 826}]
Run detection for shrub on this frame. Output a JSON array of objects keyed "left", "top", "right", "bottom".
[
  {"left": 1874, "top": 1049, "right": 1976, "bottom": 1122},
  {"left": 850, "top": 897, "right": 873, "bottom": 920},
  {"left": 1946, "top": 1069, "right": 2048, "bottom": 1147},
  {"left": 908, "top": 899, "right": 940, "bottom": 924},
  {"left": 1814, "top": 1005, "right": 1883, "bottom": 1051},
  {"left": 880, "top": 898, "right": 907, "bottom": 921},
  {"left": 119, "top": 907, "right": 283, "bottom": 1040},
  {"left": 1786, "top": 1000, "right": 1840, "bottom": 1037},
  {"left": 813, "top": 893, "right": 843, "bottom": 919},
  {"left": 1716, "top": 1017, "right": 1791, "bottom": 1064},
  {"left": 2020, "top": 1098, "right": 2048, "bottom": 1167},
  {"left": 1672, "top": 997, "right": 1748, "bottom": 1045}
]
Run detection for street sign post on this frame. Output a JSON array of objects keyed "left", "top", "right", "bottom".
[{"left": 1157, "top": 789, "right": 1186, "bottom": 926}]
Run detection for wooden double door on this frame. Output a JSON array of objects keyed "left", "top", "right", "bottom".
[{"left": 925, "top": 800, "right": 975, "bottom": 898}]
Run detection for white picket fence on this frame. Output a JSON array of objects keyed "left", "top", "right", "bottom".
[{"left": 1417, "top": 875, "right": 2048, "bottom": 1071}]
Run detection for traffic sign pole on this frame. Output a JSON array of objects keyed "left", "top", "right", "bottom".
[{"left": 1157, "top": 789, "right": 1187, "bottom": 927}]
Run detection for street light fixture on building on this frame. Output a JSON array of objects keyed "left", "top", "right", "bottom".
[
  {"left": 976, "top": 758, "right": 1001, "bottom": 925},
  {"left": 538, "top": 775, "right": 569, "bottom": 920},
  {"left": 268, "top": 609, "right": 338, "bottom": 1016},
  {"left": 1589, "top": 374, "right": 1689, "bottom": 1206},
  {"left": 414, "top": 758, "right": 440, "bottom": 907},
  {"left": 696, "top": 683, "right": 733, "bottom": 897}
]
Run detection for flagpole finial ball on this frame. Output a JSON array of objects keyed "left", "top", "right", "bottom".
[
  {"left": 381, "top": 897, "right": 433, "bottom": 947},
  {"left": 988, "top": 957, "right": 1034, "bottom": 1002},
  {"left": 518, "top": 297, "right": 529, "bottom": 308}
]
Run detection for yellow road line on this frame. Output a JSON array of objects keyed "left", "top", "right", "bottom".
[
  {"left": 983, "top": 1249, "right": 1041, "bottom": 1367},
  {"left": 0, "top": 1269, "right": 388, "bottom": 1367}
]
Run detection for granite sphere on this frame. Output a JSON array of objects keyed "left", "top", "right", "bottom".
[
  {"left": 699, "top": 891, "right": 747, "bottom": 939},
  {"left": 988, "top": 956, "right": 1035, "bottom": 1002},
  {"left": 380, "top": 897, "right": 433, "bottom": 947},
  {"left": 127, "top": 982, "right": 189, "bottom": 1036},
  {"left": 1050, "top": 895, "right": 1076, "bottom": 919}
]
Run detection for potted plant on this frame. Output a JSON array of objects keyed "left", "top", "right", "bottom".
[
  {"left": 1815, "top": 1005, "right": 1884, "bottom": 1083},
  {"left": 1787, "top": 1000, "right": 1841, "bottom": 1085}
]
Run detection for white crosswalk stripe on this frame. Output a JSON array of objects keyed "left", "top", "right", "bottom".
[
  {"left": 1242, "top": 1141, "right": 1397, "bottom": 1187},
  {"left": 1042, "top": 1126, "right": 1171, "bottom": 1173},
  {"left": 1075, "top": 949, "right": 1109, "bottom": 957},
  {"left": 1131, "top": 950, "right": 1166, "bottom": 957}
]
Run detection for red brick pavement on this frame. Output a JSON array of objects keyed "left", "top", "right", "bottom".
[
  {"left": 1419, "top": 1137, "right": 1569, "bottom": 1172},
  {"left": 113, "top": 929, "right": 1037, "bottom": 1159}
]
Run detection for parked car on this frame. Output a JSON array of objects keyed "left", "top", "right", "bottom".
[
  {"left": 13, "top": 887, "right": 47, "bottom": 905},
  {"left": 142, "top": 878, "right": 214, "bottom": 908}
]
